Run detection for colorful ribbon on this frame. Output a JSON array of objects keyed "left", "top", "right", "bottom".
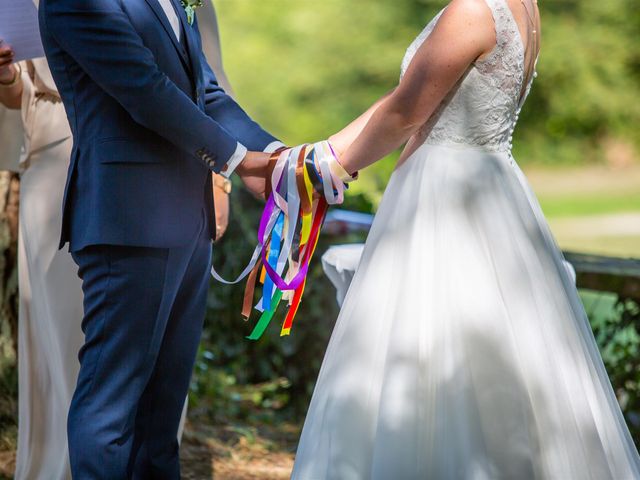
[{"left": 211, "top": 141, "right": 346, "bottom": 340}]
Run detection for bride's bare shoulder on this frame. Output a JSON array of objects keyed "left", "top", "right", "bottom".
[
  {"left": 443, "top": 0, "right": 494, "bottom": 18},
  {"left": 433, "top": 0, "right": 496, "bottom": 55},
  {"left": 438, "top": 0, "right": 495, "bottom": 31}
]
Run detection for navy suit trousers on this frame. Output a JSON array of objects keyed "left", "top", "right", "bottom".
[{"left": 69, "top": 212, "right": 211, "bottom": 479}]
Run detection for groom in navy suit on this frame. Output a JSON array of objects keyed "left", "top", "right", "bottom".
[{"left": 39, "top": 0, "right": 282, "bottom": 477}]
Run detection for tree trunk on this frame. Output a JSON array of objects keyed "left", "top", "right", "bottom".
[{"left": 0, "top": 171, "right": 20, "bottom": 357}]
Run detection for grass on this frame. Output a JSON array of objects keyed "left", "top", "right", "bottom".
[
  {"left": 181, "top": 419, "right": 298, "bottom": 479},
  {"left": 539, "top": 192, "right": 640, "bottom": 218},
  {"left": 525, "top": 163, "right": 640, "bottom": 258},
  {"left": 356, "top": 160, "right": 640, "bottom": 257},
  {"left": 550, "top": 233, "right": 640, "bottom": 259}
]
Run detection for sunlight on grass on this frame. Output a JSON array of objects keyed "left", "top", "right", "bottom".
[
  {"left": 526, "top": 164, "right": 640, "bottom": 258},
  {"left": 553, "top": 233, "right": 640, "bottom": 258},
  {"left": 539, "top": 193, "right": 640, "bottom": 218}
]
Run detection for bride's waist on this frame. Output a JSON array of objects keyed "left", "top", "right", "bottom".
[
  {"left": 420, "top": 140, "right": 512, "bottom": 154},
  {"left": 397, "top": 141, "right": 518, "bottom": 173}
]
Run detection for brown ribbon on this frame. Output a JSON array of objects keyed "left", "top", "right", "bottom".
[{"left": 241, "top": 257, "right": 264, "bottom": 319}]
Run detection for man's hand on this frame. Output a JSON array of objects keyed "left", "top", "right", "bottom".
[{"left": 235, "top": 150, "right": 272, "bottom": 200}]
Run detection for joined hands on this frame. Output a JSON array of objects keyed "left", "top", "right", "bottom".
[
  {"left": 236, "top": 142, "right": 356, "bottom": 203},
  {"left": 216, "top": 141, "right": 356, "bottom": 338}
]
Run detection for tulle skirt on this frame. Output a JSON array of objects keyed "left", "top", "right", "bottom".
[{"left": 291, "top": 143, "right": 640, "bottom": 479}]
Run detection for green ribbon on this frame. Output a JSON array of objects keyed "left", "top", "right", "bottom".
[{"left": 246, "top": 289, "right": 283, "bottom": 341}]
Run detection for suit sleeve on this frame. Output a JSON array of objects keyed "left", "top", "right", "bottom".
[
  {"left": 42, "top": 0, "right": 238, "bottom": 172},
  {"left": 193, "top": 17, "right": 280, "bottom": 152}
]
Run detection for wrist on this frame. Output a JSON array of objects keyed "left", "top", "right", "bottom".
[
  {"left": 220, "top": 142, "right": 247, "bottom": 178},
  {"left": 213, "top": 173, "right": 233, "bottom": 194},
  {"left": 234, "top": 151, "right": 250, "bottom": 175},
  {"left": 235, "top": 151, "right": 269, "bottom": 175},
  {"left": 327, "top": 135, "right": 345, "bottom": 158},
  {"left": 332, "top": 157, "right": 358, "bottom": 183},
  {"left": 327, "top": 141, "right": 358, "bottom": 182}
]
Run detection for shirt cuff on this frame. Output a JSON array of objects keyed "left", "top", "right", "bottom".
[
  {"left": 264, "top": 141, "right": 286, "bottom": 153},
  {"left": 220, "top": 142, "right": 247, "bottom": 178}
]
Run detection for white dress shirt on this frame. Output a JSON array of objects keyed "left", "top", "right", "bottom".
[
  {"left": 157, "top": 0, "right": 181, "bottom": 42},
  {"left": 155, "top": 0, "right": 284, "bottom": 176}
]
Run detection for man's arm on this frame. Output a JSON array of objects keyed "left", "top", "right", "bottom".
[{"left": 42, "top": 0, "right": 240, "bottom": 172}]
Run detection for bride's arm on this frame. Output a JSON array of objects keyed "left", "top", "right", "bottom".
[
  {"left": 336, "top": 0, "right": 496, "bottom": 175},
  {"left": 328, "top": 88, "right": 395, "bottom": 156}
]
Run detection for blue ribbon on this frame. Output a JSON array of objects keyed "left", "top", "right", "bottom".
[{"left": 262, "top": 212, "right": 284, "bottom": 311}]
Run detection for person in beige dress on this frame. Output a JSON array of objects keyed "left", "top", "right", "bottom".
[
  {"left": 0, "top": 49, "right": 84, "bottom": 480},
  {"left": 0, "top": 2, "right": 234, "bottom": 478}
]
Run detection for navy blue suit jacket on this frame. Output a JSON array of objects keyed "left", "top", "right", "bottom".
[{"left": 39, "top": 0, "right": 278, "bottom": 251}]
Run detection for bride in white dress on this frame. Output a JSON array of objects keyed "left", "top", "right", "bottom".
[{"left": 292, "top": 0, "right": 640, "bottom": 478}]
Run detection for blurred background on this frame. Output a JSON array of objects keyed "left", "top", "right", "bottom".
[{"left": 1, "top": 0, "right": 639, "bottom": 478}]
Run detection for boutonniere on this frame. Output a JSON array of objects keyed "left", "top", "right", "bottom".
[{"left": 180, "top": 0, "right": 203, "bottom": 26}]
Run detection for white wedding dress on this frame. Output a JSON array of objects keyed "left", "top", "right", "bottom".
[{"left": 292, "top": 0, "right": 640, "bottom": 478}]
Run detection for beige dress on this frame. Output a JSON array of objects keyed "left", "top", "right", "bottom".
[{"left": 6, "top": 58, "right": 84, "bottom": 480}]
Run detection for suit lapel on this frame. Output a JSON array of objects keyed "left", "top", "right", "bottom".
[{"left": 143, "top": 0, "right": 191, "bottom": 72}]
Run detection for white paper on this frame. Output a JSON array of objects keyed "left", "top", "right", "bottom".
[{"left": 0, "top": 0, "right": 45, "bottom": 62}]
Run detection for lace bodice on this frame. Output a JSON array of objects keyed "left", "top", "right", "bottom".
[{"left": 400, "top": 0, "right": 536, "bottom": 152}]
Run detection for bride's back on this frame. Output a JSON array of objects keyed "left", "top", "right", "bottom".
[{"left": 400, "top": 0, "right": 540, "bottom": 154}]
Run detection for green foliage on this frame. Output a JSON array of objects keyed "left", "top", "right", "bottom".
[
  {"left": 215, "top": 0, "right": 640, "bottom": 204},
  {"left": 0, "top": 361, "right": 17, "bottom": 452},
  {"left": 189, "top": 184, "right": 373, "bottom": 423},
  {"left": 518, "top": 0, "right": 640, "bottom": 165},
  {"left": 215, "top": 0, "right": 441, "bottom": 204},
  {"left": 589, "top": 297, "right": 640, "bottom": 440}
]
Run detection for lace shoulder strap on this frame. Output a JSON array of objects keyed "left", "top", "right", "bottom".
[
  {"left": 476, "top": 0, "right": 524, "bottom": 79},
  {"left": 480, "top": 0, "right": 522, "bottom": 55}
]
